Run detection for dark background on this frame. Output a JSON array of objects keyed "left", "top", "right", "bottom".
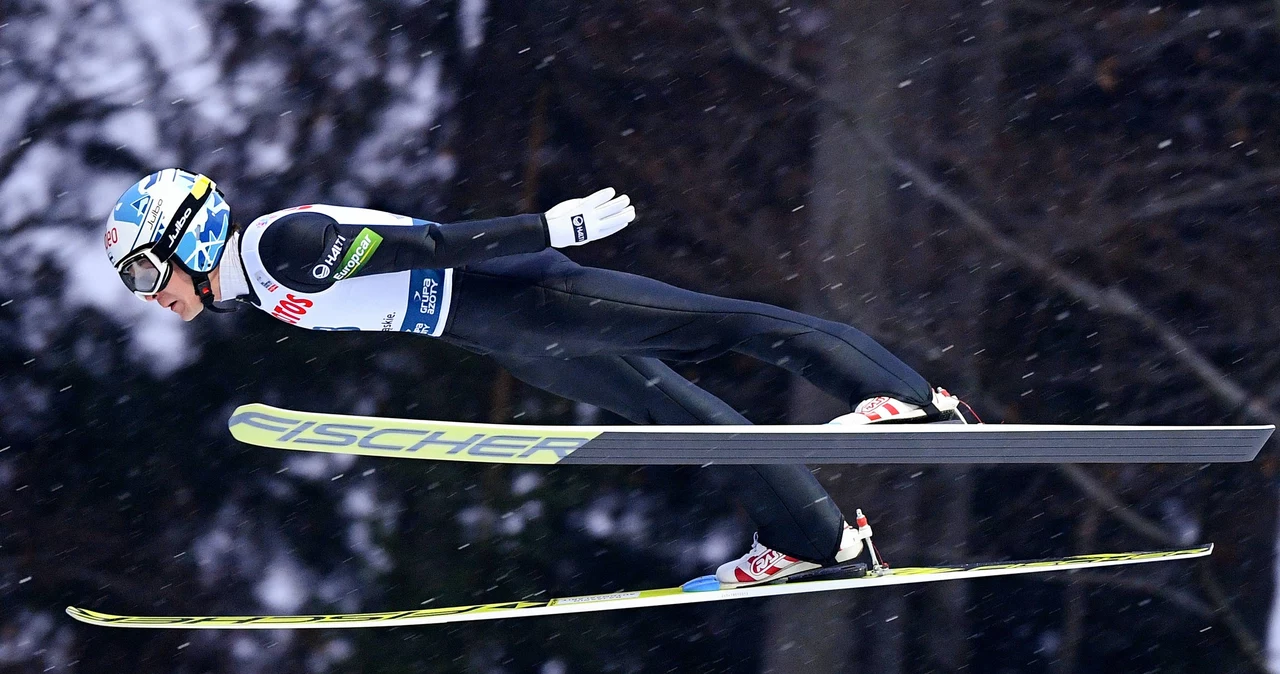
[{"left": 2, "top": 0, "right": 1279, "bottom": 672}]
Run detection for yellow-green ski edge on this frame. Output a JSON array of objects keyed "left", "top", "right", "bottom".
[{"left": 67, "top": 544, "right": 1211, "bottom": 630}]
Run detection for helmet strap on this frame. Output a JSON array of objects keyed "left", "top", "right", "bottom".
[{"left": 190, "top": 270, "right": 236, "bottom": 314}]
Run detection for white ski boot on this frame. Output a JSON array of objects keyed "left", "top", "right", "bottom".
[
  {"left": 830, "top": 387, "right": 964, "bottom": 425},
  {"left": 715, "top": 521, "right": 864, "bottom": 588}
]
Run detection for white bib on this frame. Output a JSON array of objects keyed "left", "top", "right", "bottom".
[{"left": 239, "top": 205, "right": 453, "bottom": 335}]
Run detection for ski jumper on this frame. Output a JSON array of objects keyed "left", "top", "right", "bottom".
[{"left": 230, "top": 204, "right": 934, "bottom": 565}]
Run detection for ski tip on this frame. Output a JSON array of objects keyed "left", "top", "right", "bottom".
[
  {"left": 227, "top": 403, "right": 271, "bottom": 434},
  {"left": 66, "top": 606, "right": 105, "bottom": 624},
  {"left": 681, "top": 575, "right": 722, "bottom": 593}
]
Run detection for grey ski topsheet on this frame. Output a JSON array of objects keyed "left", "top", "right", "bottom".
[{"left": 229, "top": 404, "right": 1272, "bottom": 465}]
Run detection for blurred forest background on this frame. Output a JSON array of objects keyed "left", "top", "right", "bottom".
[{"left": 2, "top": 0, "right": 1280, "bottom": 672}]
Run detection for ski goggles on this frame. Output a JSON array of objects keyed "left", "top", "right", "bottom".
[
  {"left": 115, "top": 175, "right": 218, "bottom": 299},
  {"left": 117, "top": 247, "right": 175, "bottom": 298}
]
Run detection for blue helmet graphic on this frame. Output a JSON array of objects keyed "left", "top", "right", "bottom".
[{"left": 176, "top": 181, "right": 231, "bottom": 274}]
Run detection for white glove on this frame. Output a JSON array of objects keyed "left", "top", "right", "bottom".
[{"left": 544, "top": 187, "right": 635, "bottom": 248}]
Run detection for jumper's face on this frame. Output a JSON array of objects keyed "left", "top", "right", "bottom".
[{"left": 146, "top": 265, "right": 203, "bottom": 321}]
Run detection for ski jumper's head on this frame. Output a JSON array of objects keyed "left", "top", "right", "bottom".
[{"left": 105, "top": 168, "right": 232, "bottom": 321}]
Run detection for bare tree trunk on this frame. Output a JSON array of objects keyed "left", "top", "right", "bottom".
[
  {"left": 765, "top": 0, "right": 906, "bottom": 670},
  {"left": 904, "top": 0, "right": 1010, "bottom": 663},
  {"left": 1053, "top": 503, "right": 1101, "bottom": 674},
  {"left": 919, "top": 466, "right": 972, "bottom": 668}
]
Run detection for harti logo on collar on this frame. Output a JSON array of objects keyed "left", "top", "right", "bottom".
[{"left": 312, "top": 234, "right": 347, "bottom": 279}]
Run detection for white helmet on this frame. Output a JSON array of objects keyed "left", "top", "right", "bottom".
[{"left": 104, "top": 169, "right": 232, "bottom": 310}]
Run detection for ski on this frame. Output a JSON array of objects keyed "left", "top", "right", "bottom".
[
  {"left": 67, "top": 544, "right": 1211, "bottom": 630},
  {"left": 227, "top": 403, "right": 1271, "bottom": 465}
]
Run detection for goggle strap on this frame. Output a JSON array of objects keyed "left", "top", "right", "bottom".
[{"left": 149, "top": 175, "right": 215, "bottom": 263}]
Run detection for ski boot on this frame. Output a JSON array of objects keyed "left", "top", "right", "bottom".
[
  {"left": 830, "top": 387, "right": 965, "bottom": 425},
  {"left": 713, "top": 520, "right": 865, "bottom": 588},
  {"left": 683, "top": 510, "right": 887, "bottom": 592}
]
